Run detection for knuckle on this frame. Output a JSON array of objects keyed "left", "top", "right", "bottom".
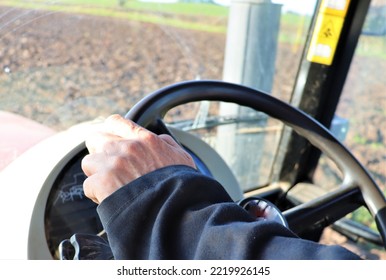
[
  {"left": 101, "top": 140, "right": 113, "bottom": 151},
  {"left": 141, "top": 131, "right": 158, "bottom": 144},
  {"left": 82, "top": 177, "right": 94, "bottom": 199},
  {"left": 109, "top": 155, "right": 128, "bottom": 170},
  {"left": 81, "top": 155, "right": 91, "bottom": 175},
  {"left": 121, "top": 140, "right": 141, "bottom": 154},
  {"left": 102, "top": 139, "right": 120, "bottom": 154}
]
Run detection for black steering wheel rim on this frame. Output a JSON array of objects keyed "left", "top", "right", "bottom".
[{"left": 125, "top": 79, "right": 386, "bottom": 247}]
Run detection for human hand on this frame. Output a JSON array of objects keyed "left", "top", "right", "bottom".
[{"left": 81, "top": 114, "right": 196, "bottom": 204}]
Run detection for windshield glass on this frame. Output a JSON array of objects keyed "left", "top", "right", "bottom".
[
  {"left": 0, "top": 0, "right": 317, "bottom": 186},
  {"left": 0, "top": 0, "right": 316, "bottom": 130},
  {"left": 1, "top": 1, "right": 229, "bottom": 130}
]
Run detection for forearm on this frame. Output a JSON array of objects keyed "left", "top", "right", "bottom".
[
  {"left": 97, "top": 165, "right": 361, "bottom": 260},
  {"left": 97, "top": 165, "right": 235, "bottom": 259}
]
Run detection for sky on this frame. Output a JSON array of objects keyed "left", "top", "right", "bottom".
[
  {"left": 273, "top": 0, "right": 317, "bottom": 15},
  {"left": 214, "top": 0, "right": 317, "bottom": 15}
]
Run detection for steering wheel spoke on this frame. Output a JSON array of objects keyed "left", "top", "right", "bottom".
[{"left": 284, "top": 186, "right": 363, "bottom": 235}]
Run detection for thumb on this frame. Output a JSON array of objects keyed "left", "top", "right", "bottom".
[
  {"left": 158, "top": 134, "right": 182, "bottom": 148},
  {"left": 103, "top": 114, "right": 153, "bottom": 139}
]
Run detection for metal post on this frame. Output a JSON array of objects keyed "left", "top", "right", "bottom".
[
  {"left": 222, "top": 0, "right": 281, "bottom": 91},
  {"left": 218, "top": 0, "right": 282, "bottom": 189}
]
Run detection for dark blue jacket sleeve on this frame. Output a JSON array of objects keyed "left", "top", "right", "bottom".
[{"left": 97, "top": 165, "right": 361, "bottom": 260}]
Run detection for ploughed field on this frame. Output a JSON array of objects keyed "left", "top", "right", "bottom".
[{"left": 0, "top": 5, "right": 385, "bottom": 259}]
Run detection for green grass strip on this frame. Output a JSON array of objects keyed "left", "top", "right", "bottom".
[{"left": 1, "top": 0, "right": 228, "bottom": 33}]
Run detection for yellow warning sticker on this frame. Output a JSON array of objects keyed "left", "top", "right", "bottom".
[
  {"left": 320, "top": 0, "right": 350, "bottom": 17},
  {"left": 307, "top": 13, "right": 345, "bottom": 65}
]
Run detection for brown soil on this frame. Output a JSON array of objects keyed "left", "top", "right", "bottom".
[{"left": 0, "top": 7, "right": 225, "bottom": 128}]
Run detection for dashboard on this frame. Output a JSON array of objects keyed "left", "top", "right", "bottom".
[{"left": 44, "top": 149, "right": 103, "bottom": 257}]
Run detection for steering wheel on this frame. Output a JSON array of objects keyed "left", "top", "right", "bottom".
[{"left": 125, "top": 80, "right": 386, "bottom": 248}]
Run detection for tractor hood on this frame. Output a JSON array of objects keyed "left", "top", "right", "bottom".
[{"left": 0, "top": 111, "right": 56, "bottom": 171}]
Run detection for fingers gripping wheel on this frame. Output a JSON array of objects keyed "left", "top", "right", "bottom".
[{"left": 125, "top": 80, "right": 386, "bottom": 248}]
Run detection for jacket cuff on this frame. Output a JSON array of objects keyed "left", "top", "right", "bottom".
[{"left": 96, "top": 165, "right": 199, "bottom": 227}]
